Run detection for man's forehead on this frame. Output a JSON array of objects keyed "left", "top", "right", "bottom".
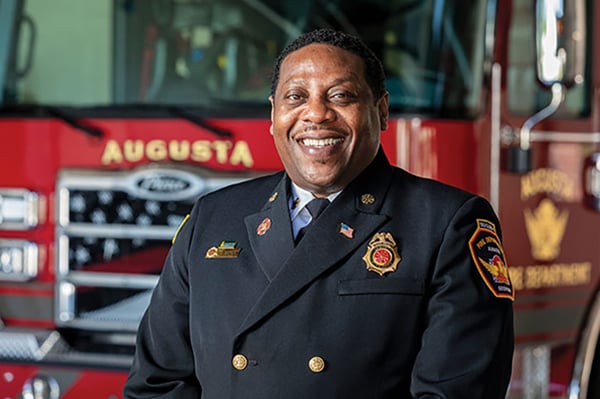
[{"left": 280, "top": 44, "right": 365, "bottom": 75}]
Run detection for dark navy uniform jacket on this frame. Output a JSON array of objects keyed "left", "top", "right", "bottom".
[{"left": 124, "top": 149, "right": 514, "bottom": 398}]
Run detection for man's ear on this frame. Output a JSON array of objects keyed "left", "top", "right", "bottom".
[
  {"left": 378, "top": 92, "right": 389, "bottom": 131},
  {"left": 269, "top": 95, "right": 275, "bottom": 136}
]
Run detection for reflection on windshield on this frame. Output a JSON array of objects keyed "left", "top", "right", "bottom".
[{"left": 1, "top": 0, "right": 489, "bottom": 117}]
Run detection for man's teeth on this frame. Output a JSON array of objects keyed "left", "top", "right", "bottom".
[{"left": 301, "top": 138, "right": 343, "bottom": 147}]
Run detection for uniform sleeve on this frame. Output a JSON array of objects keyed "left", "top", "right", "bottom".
[
  {"left": 123, "top": 202, "right": 202, "bottom": 398},
  {"left": 410, "top": 196, "right": 514, "bottom": 399}
]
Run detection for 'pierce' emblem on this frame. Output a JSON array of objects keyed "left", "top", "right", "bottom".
[
  {"left": 362, "top": 232, "right": 401, "bottom": 276},
  {"left": 256, "top": 218, "right": 272, "bottom": 236}
]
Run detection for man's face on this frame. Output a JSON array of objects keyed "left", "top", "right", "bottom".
[{"left": 270, "top": 44, "right": 388, "bottom": 196}]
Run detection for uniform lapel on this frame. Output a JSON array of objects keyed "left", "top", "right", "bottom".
[
  {"left": 244, "top": 176, "right": 295, "bottom": 281},
  {"left": 237, "top": 149, "right": 394, "bottom": 338}
]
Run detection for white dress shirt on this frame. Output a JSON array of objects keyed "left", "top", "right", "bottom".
[{"left": 289, "top": 182, "right": 341, "bottom": 240}]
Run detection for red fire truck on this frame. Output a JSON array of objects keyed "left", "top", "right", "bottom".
[{"left": 0, "top": 0, "right": 598, "bottom": 398}]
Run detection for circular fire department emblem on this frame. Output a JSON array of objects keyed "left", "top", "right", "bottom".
[
  {"left": 256, "top": 217, "right": 272, "bottom": 236},
  {"left": 362, "top": 232, "right": 401, "bottom": 276}
]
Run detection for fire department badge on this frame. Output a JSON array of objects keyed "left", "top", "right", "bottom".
[
  {"left": 362, "top": 232, "right": 401, "bottom": 276},
  {"left": 469, "top": 219, "right": 514, "bottom": 300}
]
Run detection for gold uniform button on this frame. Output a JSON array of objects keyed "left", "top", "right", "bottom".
[
  {"left": 232, "top": 354, "right": 248, "bottom": 370},
  {"left": 308, "top": 356, "right": 325, "bottom": 373}
]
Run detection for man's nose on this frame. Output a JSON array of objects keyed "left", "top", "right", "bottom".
[{"left": 302, "top": 96, "right": 335, "bottom": 123}]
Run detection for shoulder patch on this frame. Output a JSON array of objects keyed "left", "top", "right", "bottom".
[
  {"left": 172, "top": 214, "right": 190, "bottom": 244},
  {"left": 468, "top": 219, "right": 514, "bottom": 301}
]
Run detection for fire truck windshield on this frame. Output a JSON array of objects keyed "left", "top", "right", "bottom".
[{"left": 0, "top": 0, "right": 490, "bottom": 118}]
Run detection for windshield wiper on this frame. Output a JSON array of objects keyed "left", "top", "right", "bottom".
[
  {"left": 166, "top": 106, "right": 233, "bottom": 138},
  {"left": 0, "top": 104, "right": 237, "bottom": 139},
  {"left": 0, "top": 104, "right": 103, "bottom": 138},
  {"left": 44, "top": 106, "right": 103, "bottom": 138}
]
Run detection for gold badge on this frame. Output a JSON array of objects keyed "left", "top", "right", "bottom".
[
  {"left": 269, "top": 192, "right": 278, "bottom": 203},
  {"left": 362, "top": 232, "right": 401, "bottom": 276},
  {"left": 205, "top": 241, "right": 241, "bottom": 258}
]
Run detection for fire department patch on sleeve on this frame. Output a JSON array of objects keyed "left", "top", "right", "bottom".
[{"left": 468, "top": 219, "right": 514, "bottom": 301}]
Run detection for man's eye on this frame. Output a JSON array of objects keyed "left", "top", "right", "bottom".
[
  {"left": 331, "top": 92, "right": 356, "bottom": 102},
  {"left": 285, "top": 93, "right": 303, "bottom": 102}
]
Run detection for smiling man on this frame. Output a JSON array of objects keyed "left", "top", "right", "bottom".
[
  {"left": 124, "top": 29, "right": 514, "bottom": 399},
  {"left": 269, "top": 38, "right": 387, "bottom": 197}
]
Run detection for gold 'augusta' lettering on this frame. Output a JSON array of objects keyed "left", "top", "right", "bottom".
[
  {"left": 230, "top": 140, "right": 254, "bottom": 167},
  {"left": 101, "top": 140, "right": 124, "bottom": 165},
  {"left": 124, "top": 140, "right": 144, "bottom": 162},
  {"left": 191, "top": 140, "right": 212, "bottom": 162},
  {"left": 100, "top": 139, "right": 256, "bottom": 167},
  {"left": 521, "top": 168, "right": 574, "bottom": 201},
  {"left": 146, "top": 140, "right": 167, "bottom": 161},
  {"left": 213, "top": 140, "right": 232, "bottom": 164},
  {"left": 169, "top": 141, "right": 190, "bottom": 161}
]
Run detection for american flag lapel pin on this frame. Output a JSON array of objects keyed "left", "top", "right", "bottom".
[{"left": 339, "top": 222, "right": 354, "bottom": 239}]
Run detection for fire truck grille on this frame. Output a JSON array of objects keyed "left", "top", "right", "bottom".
[
  {"left": 68, "top": 236, "right": 168, "bottom": 272},
  {"left": 55, "top": 167, "right": 250, "bottom": 331},
  {"left": 68, "top": 189, "right": 189, "bottom": 227}
]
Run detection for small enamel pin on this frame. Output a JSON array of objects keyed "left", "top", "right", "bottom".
[
  {"left": 362, "top": 232, "right": 401, "bottom": 276},
  {"left": 205, "top": 240, "right": 242, "bottom": 259},
  {"left": 256, "top": 217, "right": 272, "bottom": 236},
  {"left": 339, "top": 222, "right": 354, "bottom": 239}
]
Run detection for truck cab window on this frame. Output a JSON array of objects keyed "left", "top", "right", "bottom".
[{"left": 2, "top": 0, "right": 489, "bottom": 118}]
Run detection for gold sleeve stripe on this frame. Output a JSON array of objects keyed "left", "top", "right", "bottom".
[{"left": 172, "top": 214, "right": 190, "bottom": 244}]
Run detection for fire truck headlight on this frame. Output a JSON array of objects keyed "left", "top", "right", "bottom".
[
  {"left": 0, "top": 240, "right": 38, "bottom": 281},
  {"left": 0, "top": 189, "right": 40, "bottom": 229}
]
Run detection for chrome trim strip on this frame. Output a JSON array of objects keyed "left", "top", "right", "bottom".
[
  {"left": 569, "top": 290, "right": 600, "bottom": 398},
  {"left": 531, "top": 131, "right": 600, "bottom": 144},
  {"left": 490, "top": 63, "right": 502, "bottom": 212},
  {"left": 62, "top": 224, "right": 176, "bottom": 239},
  {"left": 66, "top": 272, "right": 158, "bottom": 288}
]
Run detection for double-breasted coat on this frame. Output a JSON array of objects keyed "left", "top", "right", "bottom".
[{"left": 124, "top": 149, "right": 514, "bottom": 398}]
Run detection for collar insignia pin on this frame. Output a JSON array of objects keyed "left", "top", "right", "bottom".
[{"left": 360, "top": 193, "right": 375, "bottom": 205}]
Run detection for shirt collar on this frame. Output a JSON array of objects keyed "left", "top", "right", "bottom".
[{"left": 289, "top": 182, "right": 341, "bottom": 221}]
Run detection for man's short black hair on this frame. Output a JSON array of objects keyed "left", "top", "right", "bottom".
[{"left": 270, "top": 28, "right": 386, "bottom": 101}]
